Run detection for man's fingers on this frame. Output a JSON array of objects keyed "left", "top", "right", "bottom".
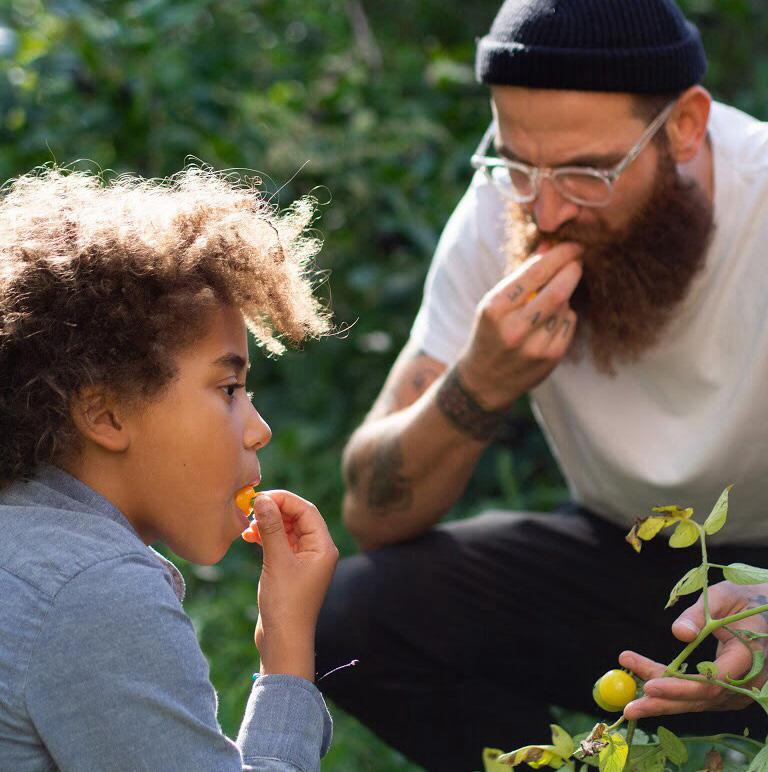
[
  {"left": 624, "top": 693, "right": 708, "bottom": 720},
  {"left": 712, "top": 636, "right": 759, "bottom": 682},
  {"left": 672, "top": 593, "right": 706, "bottom": 641},
  {"left": 502, "top": 242, "right": 582, "bottom": 306},
  {"left": 619, "top": 650, "right": 666, "bottom": 681}
]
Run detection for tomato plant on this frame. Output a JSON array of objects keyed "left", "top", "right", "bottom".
[{"left": 484, "top": 486, "right": 768, "bottom": 772}]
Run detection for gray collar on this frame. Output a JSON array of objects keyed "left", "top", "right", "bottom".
[{"left": 29, "top": 466, "right": 186, "bottom": 601}]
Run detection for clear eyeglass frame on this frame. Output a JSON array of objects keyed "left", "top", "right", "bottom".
[{"left": 470, "top": 101, "right": 676, "bottom": 208}]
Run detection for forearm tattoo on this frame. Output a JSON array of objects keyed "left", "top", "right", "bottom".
[
  {"left": 367, "top": 434, "right": 413, "bottom": 513},
  {"left": 436, "top": 365, "right": 509, "bottom": 442}
]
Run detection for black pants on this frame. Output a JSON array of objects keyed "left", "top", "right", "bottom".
[{"left": 315, "top": 507, "right": 768, "bottom": 771}]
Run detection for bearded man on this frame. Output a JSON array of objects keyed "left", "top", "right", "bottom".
[{"left": 316, "top": 1, "right": 768, "bottom": 769}]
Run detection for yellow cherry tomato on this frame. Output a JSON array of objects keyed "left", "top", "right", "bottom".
[
  {"left": 235, "top": 485, "right": 257, "bottom": 514},
  {"left": 593, "top": 669, "right": 637, "bottom": 712}
]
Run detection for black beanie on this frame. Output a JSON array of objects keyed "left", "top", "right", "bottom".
[{"left": 475, "top": 0, "right": 706, "bottom": 93}]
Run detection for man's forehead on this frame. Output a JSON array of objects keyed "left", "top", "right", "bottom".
[{"left": 490, "top": 86, "right": 643, "bottom": 165}]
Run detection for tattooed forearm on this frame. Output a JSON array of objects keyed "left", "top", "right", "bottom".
[
  {"left": 436, "top": 366, "right": 509, "bottom": 442},
  {"left": 367, "top": 434, "right": 413, "bottom": 513}
]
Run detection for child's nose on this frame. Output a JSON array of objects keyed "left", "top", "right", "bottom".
[{"left": 245, "top": 405, "right": 272, "bottom": 450}]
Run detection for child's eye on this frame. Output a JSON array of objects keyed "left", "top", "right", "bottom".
[{"left": 223, "top": 383, "right": 245, "bottom": 400}]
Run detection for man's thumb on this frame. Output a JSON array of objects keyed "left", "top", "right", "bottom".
[
  {"left": 672, "top": 614, "right": 701, "bottom": 642},
  {"left": 253, "top": 495, "right": 289, "bottom": 556}
]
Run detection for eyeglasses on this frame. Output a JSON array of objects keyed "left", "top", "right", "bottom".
[{"left": 470, "top": 101, "right": 675, "bottom": 208}]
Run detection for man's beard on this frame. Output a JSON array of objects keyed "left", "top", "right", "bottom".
[{"left": 505, "top": 144, "right": 715, "bottom": 374}]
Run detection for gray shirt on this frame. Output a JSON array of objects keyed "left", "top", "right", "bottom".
[{"left": 0, "top": 466, "right": 332, "bottom": 771}]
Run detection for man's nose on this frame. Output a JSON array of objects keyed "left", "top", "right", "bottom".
[
  {"left": 244, "top": 405, "right": 272, "bottom": 450},
  {"left": 527, "top": 177, "right": 580, "bottom": 234}
]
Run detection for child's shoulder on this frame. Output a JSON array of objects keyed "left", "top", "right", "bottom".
[{"left": 0, "top": 476, "right": 172, "bottom": 603}]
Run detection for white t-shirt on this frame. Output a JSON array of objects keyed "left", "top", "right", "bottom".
[{"left": 410, "top": 102, "right": 768, "bottom": 544}]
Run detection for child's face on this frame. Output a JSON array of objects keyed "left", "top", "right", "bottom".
[{"left": 121, "top": 303, "right": 271, "bottom": 564}]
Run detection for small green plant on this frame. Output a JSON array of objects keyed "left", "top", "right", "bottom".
[{"left": 482, "top": 486, "right": 768, "bottom": 771}]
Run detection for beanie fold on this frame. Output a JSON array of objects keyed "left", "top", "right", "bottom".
[{"left": 475, "top": 2, "right": 707, "bottom": 94}]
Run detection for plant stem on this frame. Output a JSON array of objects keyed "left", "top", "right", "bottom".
[
  {"left": 699, "top": 525, "right": 711, "bottom": 623},
  {"left": 665, "top": 603, "right": 768, "bottom": 675},
  {"left": 621, "top": 720, "right": 637, "bottom": 772},
  {"left": 670, "top": 672, "right": 757, "bottom": 703}
]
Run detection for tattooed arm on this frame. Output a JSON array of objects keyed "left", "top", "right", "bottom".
[
  {"left": 342, "top": 244, "right": 583, "bottom": 550},
  {"left": 341, "top": 339, "right": 490, "bottom": 549},
  {"left": 620, "top": 581, "right": 768, "bottom": 717}
]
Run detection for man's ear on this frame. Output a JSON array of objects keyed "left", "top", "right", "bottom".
[
  {"left": 665, "top": 85, "right": 712, "bottom": 163},
  {"left": 69, "top": 386, "right": 131, "bottom": 453}
]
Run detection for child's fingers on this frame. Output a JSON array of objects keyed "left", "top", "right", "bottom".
[
  {"left": 252, "top": 495, "right": 291, "bottom": 558},
  {"left": 258, "top": 489, "right": 335, "bottom": 551}
]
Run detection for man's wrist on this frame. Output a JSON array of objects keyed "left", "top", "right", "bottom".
[{"left": 435, "top": 365, "right": 511, "bottom": 442}]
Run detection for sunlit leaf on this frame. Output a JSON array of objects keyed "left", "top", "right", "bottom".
[
  {"left": 703, "top": 485, "right": 732, "bottom": 535},
  {"left": 496, "top": 744, "right": 565, "bottom": 768},
  {"left": 483, "top": 747, "right": 512, "bottom": 771},
  {"left": 723, "top": 563, "right": 768, "bottom": 585},
  {"left": 626, "top": 507, "right": 694, "bottom": 552},
  {"left": 550, "top": 724, "right": 574, "bottom": 759},
  {"left": 666, "top": 565, "right": 707, "bottom": 608},
  {"left": 598, "top": 733, "right": 628, "bottom": 772},
  {"left": 669, "top": 519, "right": 700, "bottom": 548}
]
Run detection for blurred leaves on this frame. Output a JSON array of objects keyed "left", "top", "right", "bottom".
[{"left": 1, "top": 2, "right": 766, "bottom": 767}]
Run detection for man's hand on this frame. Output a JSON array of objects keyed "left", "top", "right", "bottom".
[
  {"left": 252, "top": 490, "right": 339, "bottom": 682},
  {"left": 619, "top": 581, "right": 768, "bottom": 718},
  {"left": 457, "top": 241, "right": 583, "bottom": 410}
]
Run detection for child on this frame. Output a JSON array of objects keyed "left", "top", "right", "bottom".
[{"left": 0, "top": 167, "right": 340, "bottom": 770}]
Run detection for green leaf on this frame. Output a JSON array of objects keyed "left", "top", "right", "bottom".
[
  {"left": 703, "top": 485, "right": 732, "bottom": 535},
  {"left": 657, "top": 726, "right": 688, "bottom": 765},
  {"left": 697, "top": 661, "right": 718, "bottom": 677},
  {"left": 598, "top": 733, "right": 628, "bottom": 772},
  {"left": 669, "top": 519, "right": 700, "bottom": 548},
  {"left": 728, "top": 648, "right": 765, "bottom": 686},
  {"left": 723, "top": 563, "right": 768, "bottom": 585},
  {"left": 666, "top": 565, "right": 707, "bottom": 609},
  {"left": 550, "top": 724, "right": 574, "bottom": 759},
  {"left": 627, "top": 745, "right": 666, "bottom": 772},
  {"left": 746, "top": 744, "right": 768, "bottom": 771}
]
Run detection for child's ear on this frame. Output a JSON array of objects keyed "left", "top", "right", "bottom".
[{"left": 69, "top": 386, "right": 131, "bottom": 453}]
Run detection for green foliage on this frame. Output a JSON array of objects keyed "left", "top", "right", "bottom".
[{"left": 2, "top": 1, "right": 768, "bottom": 769}]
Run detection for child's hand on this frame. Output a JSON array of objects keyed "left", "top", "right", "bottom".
[{"left": 251, "top": 490, "right": 339, "bottom": 682}]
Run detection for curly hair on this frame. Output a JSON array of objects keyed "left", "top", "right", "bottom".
[{"left": 0, "top": 166, "right": 332, "bottom": 485}]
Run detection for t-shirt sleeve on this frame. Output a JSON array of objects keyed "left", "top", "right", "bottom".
[
  {"left": 24, "top": 554, "right": 331, "bottom": 772},
  {"left": 409, "top": 170, "right": 508, "bottom": 366}
]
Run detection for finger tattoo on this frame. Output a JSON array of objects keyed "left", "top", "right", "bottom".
[
  {"left": 545, "top": 315, "right": 557, "bottom": 332},
  {"left": 507, "top": 285, "right": 524, "bottom": 303}
]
